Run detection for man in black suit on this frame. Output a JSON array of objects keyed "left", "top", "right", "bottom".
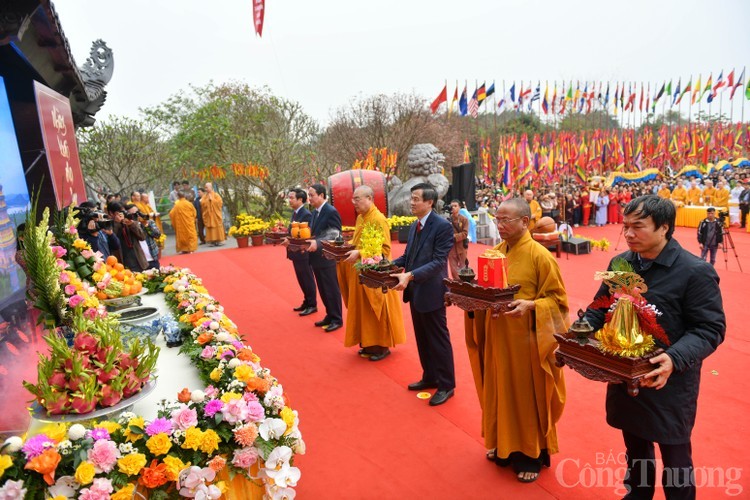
[
  {"left": 305, "top": 184, "right": 343, "bottom": 332},
  {"left": 392, "top": 183, "right": 456, "bottom": 406},
  {"left": 282, "top": 189, "right": 317, "bottom": 315}
]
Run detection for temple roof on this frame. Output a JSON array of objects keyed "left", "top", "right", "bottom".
[{"left": 0, "top": 0, "right": 113, "bottom": 127}]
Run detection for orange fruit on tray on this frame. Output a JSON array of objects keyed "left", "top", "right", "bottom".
[
  {"left": 121, "top": 285, "right": 131, "bottom": 296},
  {"left": 106, "top": 255, "right": 118, "bottom": 266},
  {"left": 114, "top": 263, "right": 125, "bottom": 272},
  {"left": 96, "top": 291, "right": 107, "bottom": 300}
]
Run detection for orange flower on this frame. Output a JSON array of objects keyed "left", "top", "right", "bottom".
[
  {"left": 236, "top": 348, "right": 254, "bottom": 362},
  {"left": 245, "top": 376, "right": 271, "bottom": 395},
  {"left": 138, "top": 460, "right": 169, "bottom": 489},
  {"left": 177, "top": 388, "right": 192, "bottom": 403},
  {"left": 207, "top": 455, "right": 227, "bottom": 472},
  {"left": 233, "top": 424, "right": 259, "bottom": 447},
  {"left": 24, "top": 448, "right": 61, "bottom": 485},
  {"left": 196, "top": 332, "right": 214, "bottom": 345}
]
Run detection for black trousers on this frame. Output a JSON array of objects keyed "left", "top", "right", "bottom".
[
  {"left": 740, "top": 204, "right": 749, "bottom": 227},
  {"left": 311, "top": 265, "right": 342, "bottom": 324},
  {"left": 292, "top": 259, "right": 317, "bottom": 308},
  {"left": 622, "top": 430, "right": 695, "bottom": 500},
  {"left": 409, "top": 304, "right": 455, "bottom": 391}
]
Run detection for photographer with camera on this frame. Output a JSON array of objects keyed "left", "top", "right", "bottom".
[
  {"left": 124, "top": 203, "right": 161, "bottom": 270},
  {"left": 76, "top": 201, "right": 119, "bottom": 258},
  {"left": 107, "top": 202, "right": 148, "bottom": 272},
  {"left": 447, "top": 199, "right": 469, "bottom": 280},
  {"left": 697, "top": 207, "right": 724, "bottom": 266}
]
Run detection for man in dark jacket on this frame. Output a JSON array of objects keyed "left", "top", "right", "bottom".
[
  {"left": 282, "top": 188, "right": 317, "bottom": 315},
  {"left": 392, "top": 183, "right": 456, "bottom": 407},
  {"left": 584, "top": 195, "right": 725, "bottom": 500},
  {"left": 305, "top": 184, "right": 343, "bottom": 332},
  {"left": 696, "top": 207, "right": 724, "bottom": 266}
]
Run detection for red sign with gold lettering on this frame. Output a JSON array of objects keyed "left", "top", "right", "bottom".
[{"left": 33, "top": 81, "right": 86, "bottom": 208}]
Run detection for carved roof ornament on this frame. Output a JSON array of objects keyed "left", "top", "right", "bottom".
[{"left": 79, "top": 39, "right": 113, "bottom": 101}]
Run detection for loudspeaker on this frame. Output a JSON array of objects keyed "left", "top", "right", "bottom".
[{"left": 450, "top": 163, "right": 476, "bottom": 211}]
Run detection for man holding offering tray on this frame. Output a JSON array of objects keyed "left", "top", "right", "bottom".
[{"left": 481, "top": 197, "right": 569, "bottom": 483}]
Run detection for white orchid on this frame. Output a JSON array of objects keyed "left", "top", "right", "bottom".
[
  {"left": 259, "top": 419, "right": 288, "bottom": 441},
  {"left": 265, "top": 445, "right": 293, "bottom": 470},
  {"left": 268, "top": 486, "right": 297, "bottom": 500},
  {"left": 265, "top": 464, "right": 301, "bottom": 488},
  {"left": 46, "top": 476, "right": 78, "bottom": 497}
]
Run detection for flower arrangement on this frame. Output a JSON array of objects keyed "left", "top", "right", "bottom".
[
  {"left": 354, "top": 222, "right": 386, "bottom": 269},
  {"left": 23, "top": 310, "right": 159, "bottom": 415},
  {"left": 228, "top": 214, "right": 270, "bottom": 237},
  {"left": 386, "top": 215, "right": 417, "bottom": 229},
  {"left": 573, "top": 234, "right": 611, "bottom": 251},
  {"left": 0, "top": 265, "right": 304, "bottom": 498},
  {"left": 587, "top": 258, "right": 670, "bottom": 358},
  {"left": 90, "top": 255, "right": 145, "bottom": 299}
]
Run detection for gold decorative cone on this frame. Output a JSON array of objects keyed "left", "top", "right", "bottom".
[{"left": 595, "top": 297, "right": 655, "bottom": 357}]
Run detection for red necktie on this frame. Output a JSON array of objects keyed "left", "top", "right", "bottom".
[{"left": 417, "top": 221, "right": 422, "bottom": 233}]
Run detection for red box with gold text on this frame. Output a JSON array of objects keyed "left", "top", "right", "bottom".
[{"left": 477, "top": 254, "right": 508, "bottom": 288}]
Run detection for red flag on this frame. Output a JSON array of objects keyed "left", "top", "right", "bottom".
[
  {"left": 430, "top": 85, "right": 448, "bottom": 114},
  {"left": 253, "top": 0, "right": 265, "bottom": 37}
]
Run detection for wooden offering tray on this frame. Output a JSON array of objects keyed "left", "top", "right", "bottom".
[
  {"left": 321, "top": 240, "right": 355, "bottom": 261},
  {"left": 358, "top": 265, "right": 404, "bottom": 293},
  {"left": 264, "top": 231, "right": 289, "bottom": 245},
  {"left": 287, "top": 237, "right": 311, "bottom": 253},
  {"left": 443, "top": 279, "right": 521, "bottom": 318},
  {"left": 554, "top": 334, "right": 664, "bottom": 397}
]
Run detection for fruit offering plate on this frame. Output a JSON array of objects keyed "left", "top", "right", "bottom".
[
  {"left": 443, "top": 279, "right": 521, "bottom": 318},
  {"left": 553, "top": 334, "right": 664, "bottom": 397},
  {"left": 358, "top": 266, "right": 404, "bottom": 293},
  {"left": 287, "top": 237, "right": 311, "bottom": 253},
  {"left": 264, "top": 231, "right": 289, "bottom": 245},
  {"left": 321, "top": 240, "right": 355, "bottom": 261},
  {"left": 30, "top": 377, "right": 158, "bottom": 423},
  {"left": 101, "top": 294, "right": 142, "bottom": 312}
]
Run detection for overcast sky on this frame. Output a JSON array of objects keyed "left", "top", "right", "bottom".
[{"left": 53, "top": 0, "right": 750, "bottom": 126}]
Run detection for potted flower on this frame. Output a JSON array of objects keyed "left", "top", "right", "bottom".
[
  {"left": 387, "top": 215, "right": 417, "bottom": 243},
  {"left": 228, "top": 214, "right": 270, "bottom": 248}
]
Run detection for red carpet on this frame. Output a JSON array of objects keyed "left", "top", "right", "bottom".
[{"left": 166, "top": 225, "right": 750, "bottom": 499}]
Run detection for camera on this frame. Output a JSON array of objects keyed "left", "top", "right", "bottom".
[{"left": 125, "top": 212, "right": 140, "bottom": 221}]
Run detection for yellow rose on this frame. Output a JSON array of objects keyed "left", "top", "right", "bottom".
[
  {"left": 146, "top": 433, "right": 173, "bottom": 456},
  {"left": 124, "top": 416, "right": 145, "bottom": 442},
  {"left": 97, "top": 421, "right": 122, "bottom": 434},
  {"left": 163, "top": 456, "right": 191, "bottom": 482},
  {"left": 117, "top": 453, "right": 147, "bottom": 476},
  {"left": 280, "top": 406, "right": 295, "bottom": 433},
  {"left": 0, "top": 455, "right": 13, "bottom": 479},
  {"left": 209, "top": 368, "right": 223, "bottom": 382},
  {"left": 220, "top": 392, "right": 242, "bottom": 403},
  {"left": 200, "top": 429, "right": 221, "bottom": 454},
  {"left": 233, "top": 364, "right": 255, "bottom": 383},
  {"left": 111, "top": 484, "right": 136, "bottom": 500},
  {"left": 73, "top": 238, "right": 89, "bottom": 250},
  {"left": 74, "top": 460, "right": 96, "bottom": 485},
  {"left": 164, "top": 284, "right": 174, "bottom": 293},
  {"left": 38, "top": 423, "right": 67, "bottom": 442},
  {"left": 181, "top": 427, "right": 203, "bottom": 451}
]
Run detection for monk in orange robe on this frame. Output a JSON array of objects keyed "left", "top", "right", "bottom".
[
  {"left": 712, "top": 181, "right": 729, "bottom": 209},
  {"left": 169, "top": 191, "right": 198, "bottom": 253},
  {"left": 200, "top": 183, "right": 226, "bottom": 246},
  {"left": 687, "top": 181, "right": 702, "bottom": 205},
  {"left": 524, "top": 190, "right": 542, "bottom": 231},
  {"left": 671, "top": 184, "right": 687, "bottom": 205},
  {"left": 657, "top": 183, "right": 671, "bottom": 199},
  {"left": 339, "top": 185, "right": 406, "bottom": 360},
  {"left": 482, "top": 198, "right": 569, "bottom": 483}
]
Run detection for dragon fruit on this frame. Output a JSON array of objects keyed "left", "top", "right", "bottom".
[
  {"left": 122, "top": 370, "right": 142, "bottom": 399},
  {"left": 99, "top": 372, "right": 126, "bottom": 407},
  {"left": 73, "top": 331, "right": 98, "bottom": 354},
  {"left": 70, "top": 375, "right": 98, "bottom": 414}
]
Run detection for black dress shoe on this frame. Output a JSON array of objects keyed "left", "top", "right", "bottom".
[
  {"left": 314, "top": 318, "right": 330, "bottom": 327},
  {"left": 429, "top": 389, "right": 454, "bottom": 406},
  {"left": 293, "top": 304, "right": 307, "bottom": 312},
  {"left": 323, "top": 322, "right": 342, "bottom": 332},
  {"left": 407, "top": 380, "right": 439, "bottom": 391},
  {"left": 369, "top": 349, "right": 391, "bottom": 361},
  {"left": 298, "top": 307, "right": 318, "bottom": 316}
]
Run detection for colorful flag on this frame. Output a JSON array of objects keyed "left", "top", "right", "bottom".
[
  {"left": 701, "top": 73, "right": 713, "bottom": 100},
  {"left": 604, "top": 82, "right": 610, "bottom": 108},
  {"left": 671, "top": 79, "right": 681, "bottom": 107},
  {"left": 551, "top": 84, "right": 557, "bottom": 114},
  {"left": 652, "top": 82, "right": 665, "bottom": 110},
  {"left": 462, "top": 140, "right": 470, "bottom": 164},
  {"left": 676, "top": 77, "right": 691, "bottom": 105},
  {"left": 477, "top": 83, "right": 487, "bottom": 104},
  {"left": 501, "top": 159, "right": 512, "bottom": 193},
  {"left": 448, "top": 85, "right": 459, "bottom": 115},
  {"left": 429, "top": 84, "right": 447, "bottom": 114},
  {"left": 746, "top": 77, "right": 750, "bottom": 100},
  {"left": 510, "top": 82, "right": 516, "bottom": 103},
  {"left": 731, "top": 68, "right": 745, "bottom": 100},
  {"left": 639, "top": 83, "right": 644, "bottom": 111},
  {"left": 708, "top": 71, "right": 724, "bottom": 103},
  {"left": 542, "top": 85, "right": 549, "bottom": 114},
  {"left": 468, "top": 89, "right": 479, "bottom": 118},
  {"left": 486, "top": 83, "right": 495, "bottom": 98},
  {"left": 692, "top": 75, "right": 702, "bottom": 104},
  {"left": 459, "top": 86, "right": 468, "bottom": 116},
  {"left": 253, "top": 0, "right": 265, "bottom": 37}
]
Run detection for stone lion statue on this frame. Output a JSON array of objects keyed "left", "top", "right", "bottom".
[{"left": 388, "top": 144, "right": 450, "bottom": 215}]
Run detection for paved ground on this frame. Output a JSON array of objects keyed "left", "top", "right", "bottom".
[{"left": 160, "top": 234, "right": 239, "bottom": 258}]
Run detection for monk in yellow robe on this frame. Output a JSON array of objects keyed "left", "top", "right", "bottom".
[
  {"left": 657, "top": 183, "right": 671, "bottom": 199},
  {"left": 701, "top": 180, "right": 716, "bottom": 206},
  {"left": 524, "top": 190, "right": 543, "bottom": 231},
  {"left": 712, "top": 181, "right": 729, "bottom": 209},
  {"left": 671, "top": 184, "right": 687, "bottom": 205},
  {"left": 169, "top": 191, "right": 198, "bottom": 253},
  {"left": 687, "top": 181, "right": 702, "bottom": 205},
  {"left": 482, "top": 198, "right": 569, "bottom": 483},
  {"left": 139, "top": 192, "right": 164, "bottom": 234},
  {"left": 200, "top": 182, "right": 226, "bottom": 246},
  {"left": 339, "top": 186, "right": 406, "bottom": 360}
]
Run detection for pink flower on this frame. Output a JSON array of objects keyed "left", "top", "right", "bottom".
[
  {"left": 231, "top": 447, "right": 259, "bottom": 470},
  {"left": 203, "top": 399, "right": 223, "bottom": 417},
  {"left": 373, "top": 255, "right": 383, "bottom": 263},
  {"left": 64, "top": 285, "right": 77, "bottom": 295},
  {"left": 78, "top": 478, "right": 113, "bottom": 500},
  {"left": 68, "top": 294, "right": 84, "bottom": 308},
  {"left": 0, "top": 480, "right": 27, "bottom": 498},
  {"left": 245, "top": 401, "right": 265, "bottom": 423},
  {"left": 145, "top": 417, "right": 172, "bottom": 436},
  {"left": 200, "top": 346, "right": 216, "bottom": 359},
  {"left": 221, "top": 398, "right": 248, "bottom": 424},
  {"left": 87, "top": 439, "right": 120, "bottom": 473},
  {"left": 81, "top": 249, "right": 94, "bottom": 259},
  {"left": 67, "top": 225, "right": 78, "bottom": 235},
  {"left": 83, "top": 308, "right": 98, "bottom": 320},
  {"left": 178, "top": 466, "right": 217, "bottom": 498},
  {"left": 242, "top": 391, "right": 259, "bottom": 403},
  {"left": 56, "top": 259, "right": 69, "bottom": 269},
  {"left": 59, "top": 272, "right": 71, "bottom": 284},
  {"left": 171, "top": 405, "right": 198, "bottom": 430},
  {"left": 51, "top": 246, "right": 67, "bottom": 258},
  {"left": 204, "top": 385, "right": 219, "bottom": 398}
]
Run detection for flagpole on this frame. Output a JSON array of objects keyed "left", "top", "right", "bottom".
[{"left": 492, "top": 79, "right": 498, "bottom": 138}]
